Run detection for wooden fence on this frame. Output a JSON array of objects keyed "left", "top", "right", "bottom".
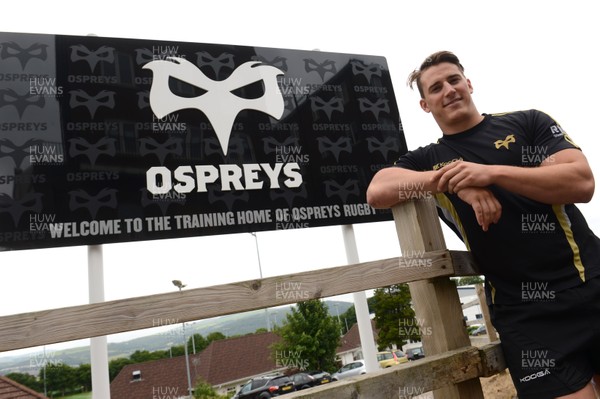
[{"left": 0, "top": 199, "right": 506, "bottom": 398}]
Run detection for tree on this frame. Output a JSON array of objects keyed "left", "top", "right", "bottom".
[
  {"left": 188, "top": 333, "right": 209, "bottom": 354},
  {"left": 454, "top": 276, "right": 485, "bottom": 286},
  {"left": 186, "top": 331, "right": 225, "bottom": 354},
  {"left": 372, "top": 284, "right": 420, "bottom": 350},
  {"left": 170, "top": 345, "right": 185, "bottom": 357},
  {"left": 338, "top": 297, "right": 377, "bottom": 335},
  {"left": 272, "top": 299, "right": 341, "bottom": 373},
  {"left": 74, "top": 363, "right": 92, "bottom": 392},
  {"left": 129, "top": 349, "right": 166, "bottom": 363},
  {"left": 206, "top": 331, "right": 226, "bottom": 343},
  {"left": 43, "top": 362, "right": 77, "bottom": 397}
]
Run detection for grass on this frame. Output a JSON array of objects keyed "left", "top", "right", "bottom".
[{"left": 56, "top": 393, "right": 92, "bottom": 399}]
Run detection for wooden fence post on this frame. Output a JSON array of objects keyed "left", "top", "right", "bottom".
[
  {"left": 476, "top": 283, "right": 498, "bottom": 342},
  {"left": 392, "top": 199, "right": 484, "bottom": 399}
]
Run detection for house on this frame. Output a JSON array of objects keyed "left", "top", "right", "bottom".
[
  {"left": 111, "top": 318, "right": 418, "bottom": 398},
  {"left": 336, "top": 319, "right": 378, "bottom": 365},
  {"left": 198, "top": 331, "right": 283, "bottom": 395},
  {"left": 110, "top": 331, "right": 284, "bottom": 398},
  {"left": 110, "top": 353, "right": 202, "bottom": 399},
  {"left": 0, "top": 376, "right": 49, "bottom": 399},
  {"left": 457, "top": 285, "right": 485, "bottom": 326}
]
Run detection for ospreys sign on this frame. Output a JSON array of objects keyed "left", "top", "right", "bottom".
[{"left": 0, "top": 31, "right": 407, "bottom": 250}]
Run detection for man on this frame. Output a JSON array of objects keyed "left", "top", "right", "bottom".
[{"left": 367, "top": 51, "right": 600, "bottom": 399}]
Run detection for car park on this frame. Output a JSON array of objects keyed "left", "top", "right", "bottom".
[
  {"left": 233, "top": 374, "right": 295, "bottom": 398},
  {"left": 307, "top": 370, "right": 331, "bottom": 385},
  {"left": 471, "top": 325, "right": 487, "bottom": 336},
  {"left": 331, "top": 360, "right": 366, "bottom": 380},
  {"left": 376, "top": 351, "right": 399, "bottom": 368},
  {"left": 405, "top": 346, "right": 425, "bottom": 361},
  {"left": 393, "top": 349, "right": 409, "bottom": 364},
  {"left": 289, "top": 372, "right": 317, "bottom": 390}
]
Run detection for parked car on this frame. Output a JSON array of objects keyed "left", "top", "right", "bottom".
[
  {"left": 376, "top": 351, "right": 399, "bottom": 368},
  {"left": 405, "top": 346, "right": 425, "bottom": 361},
  {"left": 393, "top": 349, "right": 409, "bottom": 364},
  {"left": 233, "top": 374, "right": 295, "bottom": 398},
  {"left": 289, "top": 372, "right": 317, "bottom": 390},
  {"left": 307, "top": 370, "right": 332, "bottom": 385},
  {"left": 471, "top": 325, "right": 487, "bottom": 336},
  {"left": 331, "top": 360, "right": 366, "bottom": 381}
]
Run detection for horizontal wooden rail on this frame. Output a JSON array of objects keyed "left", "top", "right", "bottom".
[
  {"left": 285, "top": 342, "right": 505, "bottom": 399},
  {"left": 0, "top": 250, "right": 479, "bottom": 352},
  {"left": 462, "top": 298, "right": 480, "bottom": 309}
]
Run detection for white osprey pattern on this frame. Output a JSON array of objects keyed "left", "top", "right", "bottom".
[{"left": 143, "top": 57, "right": 285, "bottom": 155}]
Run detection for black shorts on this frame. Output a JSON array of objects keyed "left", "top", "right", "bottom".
[{"left": 490, "top": 276, "right": 600, "bottom": 399}]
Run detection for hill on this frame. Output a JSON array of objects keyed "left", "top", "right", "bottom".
[{"left": 0, "top": 300, "right": 353, "bottom": 375}]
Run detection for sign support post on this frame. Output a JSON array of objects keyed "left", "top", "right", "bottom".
[
  {"left": 342, "top": 225, "right": 379, "bottom": 372},
  {"left": 88, "top": 245, "right": 110, "bottom": 399}
]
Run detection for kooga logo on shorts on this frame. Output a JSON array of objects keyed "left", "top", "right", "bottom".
[
  {"left": 142, "top": 56, "right": 303, "bottom": 194},
  {"left": 519, "top": 369, "right": 551, "bottom": 383}
]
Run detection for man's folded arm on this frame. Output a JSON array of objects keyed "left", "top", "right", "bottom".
[{"left": 366, "top": 167, "right": 439, "bottom": 209}]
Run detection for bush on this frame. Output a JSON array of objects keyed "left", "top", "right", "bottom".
[{"left": 193, "top": 379, "right": 230, "bottom": 399}]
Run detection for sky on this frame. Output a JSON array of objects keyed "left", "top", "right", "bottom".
[{"left": 1, "top": 0, "right": 599, "bottom": 358}]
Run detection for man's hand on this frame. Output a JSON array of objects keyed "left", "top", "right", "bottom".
[
  {"left": 434, "top": 161, "right": 494, "bottom": 194},
  {"left": 430, "top": 161, "right": 501, "bottom": 230},
  {"left": 456, "top": 187, "right": 502, "bottom": 231}
]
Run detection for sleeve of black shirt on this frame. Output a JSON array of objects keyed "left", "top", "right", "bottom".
[
  {"left": 528, "top": 109, "right": 581, "bottom": 158},
  {"left": 393, "top": 146, "right": 429, "bottom": 171}
]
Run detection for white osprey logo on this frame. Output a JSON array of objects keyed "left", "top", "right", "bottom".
[{"left": 143, "top": 57, "right": 284, "bottom": 155}]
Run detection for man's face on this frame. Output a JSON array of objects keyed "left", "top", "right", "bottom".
[{"left": 418, "top": 62, "right": 476, "bottom": 129}]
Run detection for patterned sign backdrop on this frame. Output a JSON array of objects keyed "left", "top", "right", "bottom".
[{"left": 0, "top": 31, "right": 407, "bottom": 251}]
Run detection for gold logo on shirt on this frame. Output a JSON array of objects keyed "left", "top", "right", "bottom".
[
  {"left": 432, "top": 157, "right": 463, "bottom": 170},
  {"left": 494, "top": 134, "right": 516, "bottom": 149}
]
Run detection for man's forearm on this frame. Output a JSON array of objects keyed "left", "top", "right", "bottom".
[
  {"left": 367, "top": 168, "right": 440, "bottom": 208},
  {"left": 436, "top": 149, "right": 595, "bottom": 205},
  {"left": 490, "top": 162, "right": 594, "bottom": 204}
]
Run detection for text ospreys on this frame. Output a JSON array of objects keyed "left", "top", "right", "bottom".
[{"left": 146, "top": 162, "right": 303, "bottom": 194}]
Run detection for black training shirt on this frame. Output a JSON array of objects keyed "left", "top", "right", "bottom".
[{"left": 394, "top": 109, "right": 600, "bottom": 304}]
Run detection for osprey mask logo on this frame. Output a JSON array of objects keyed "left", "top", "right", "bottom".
[{"left": 143, "top": 57, "right": 285, "bottom": 155}]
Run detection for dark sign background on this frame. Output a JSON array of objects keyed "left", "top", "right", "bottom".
[{"left": 0, "top": 31, "right": 407, "bottom": 251}]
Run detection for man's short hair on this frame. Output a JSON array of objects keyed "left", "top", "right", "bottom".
[{"left": 407, "top": 51, "right": 465, "bottom": 98}]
